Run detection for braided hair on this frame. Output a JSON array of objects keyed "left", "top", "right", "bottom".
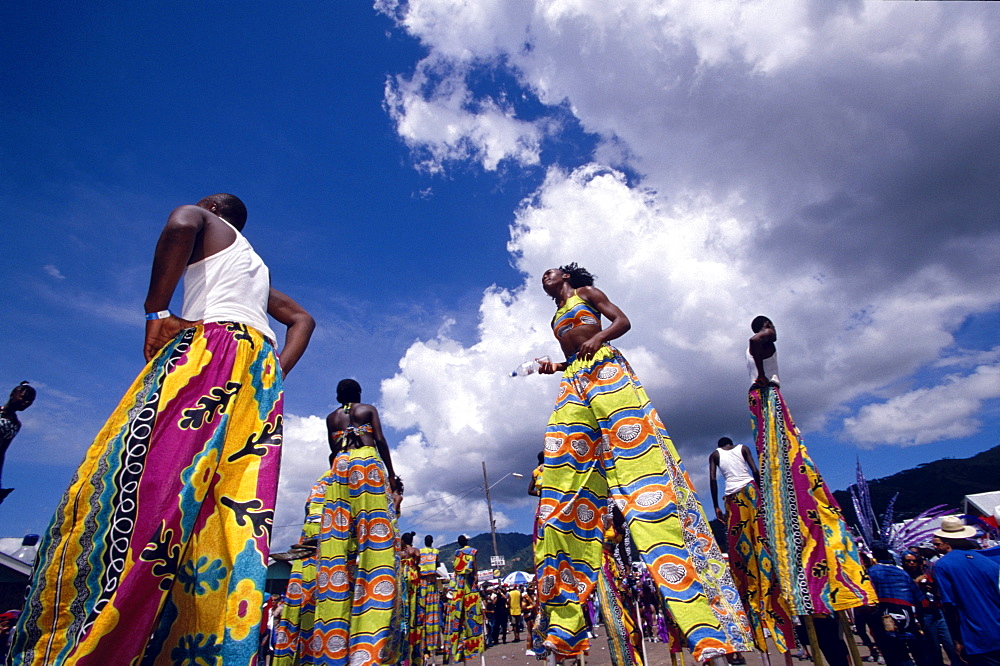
[{"left": 557, "top": 263, "right": 596, "bottom": 288}]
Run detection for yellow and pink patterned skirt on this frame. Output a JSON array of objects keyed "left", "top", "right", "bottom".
[{"left": 10, "top": 322, "right": 283, "bottom": 666}]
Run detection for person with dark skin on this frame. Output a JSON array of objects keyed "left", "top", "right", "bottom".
[
  {"left": 391, "top": 475, "right": 405, "bottom": 517},
  {"left": 0, "top": 382, "right": 36, "bottom": 500},
  {"left": 708, "top": 437, "right": 760, "bottom": 523},
  {"left": 537, "top": 267, "right": 631, "bottom": 371},
  {"left": 533, "top": 263, "right": 749, "bottom": 663},
  {"left": 903, "top": 552, "right": 958, "bottom": 666},
  {"left": 746, "top": 315, "right": 875, "bottom": 625},
  {"left": 709, "top": 437, "right": 796, "bottom": 662},
  {"left": 283, "top": 378, "right": 399, "bottom": 664},
  {"left": 748, "top": 317, "right": 778, "bottom": 390},
  {"left": 450, "top": 534, "right": 485, "bottom": 661},
  {"left": 594, "top": 504, "right": 644, "bottom": 665},
  {"left": 489, "top": 585, "right": 509, "bottom": 647},
  {"left": 418, "top": 534, "right": 444, "bottom": 659},
  {"left": 528, "top": 450, "right": 544, "bottom": 497},
  {"left": 143, "top": 195, "right": 314, "bottom": 371},
  {"left": 929, "top": 520, "right": 1000, "bottom": 666},
  {"left": 400, "top": 532, "right": 422, "bottom": 664},
  {"left": 325, "top": 379, "right": 397, "bottom": 486},
  {"left": 9, "top": 193, "right": 314, "bottom": 665}
]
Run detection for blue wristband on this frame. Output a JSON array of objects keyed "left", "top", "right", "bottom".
[{"left": 145, "top": 310, "right": 172, "bottom": 320}]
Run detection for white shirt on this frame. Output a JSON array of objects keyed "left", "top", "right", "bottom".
[
  {"left": 181, "top": 218, "right": 276, "bottom": 341},
  {"left": 717, "top": 445, "right": 754, "bottom": 496}
]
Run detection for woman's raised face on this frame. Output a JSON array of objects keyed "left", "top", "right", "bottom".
[{"left": 541, "top": 268, "right": 567, "bottom": 291}]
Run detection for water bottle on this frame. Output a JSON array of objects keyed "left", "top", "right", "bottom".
[{"left": 511, "top": 356, "right": 550, "bottom": 377}]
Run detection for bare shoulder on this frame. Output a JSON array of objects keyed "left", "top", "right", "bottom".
[
  {"left": 576, "top": 285, "right": 607, "bottom": 302},
  {"left": 167, "top": 204, "right": 209, "bottom": 226},
  {"left": 354, "top": 403, "right": 378, "bottom": 419}
]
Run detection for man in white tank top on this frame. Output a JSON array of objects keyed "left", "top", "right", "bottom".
[
  {"left": 709, "top": 437, "right": 798, "bottom": 658},
  {"left": 708, "top": 437, "right": 758, "bottom": 522},
  {"left": 9, "top": 194, "right": 315, "bottom": 665}
]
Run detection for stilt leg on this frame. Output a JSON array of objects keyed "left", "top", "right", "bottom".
[
  {"left": 803, "top": 616, "right": 824, "bottom": 666},
  {"left": 836, "top": 611, "right": 864, "bottom": 666}
]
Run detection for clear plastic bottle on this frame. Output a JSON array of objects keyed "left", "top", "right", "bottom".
[{"left": 511, "top": 355, "right": 550, "bottom": 377}]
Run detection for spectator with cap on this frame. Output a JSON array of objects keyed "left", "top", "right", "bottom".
[{"left": 929, "top": 516, "right": 1000, "bottom": 666}]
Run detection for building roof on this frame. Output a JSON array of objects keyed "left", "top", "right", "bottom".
[{"left": 965, "top": 490, "right": 1000, "bottom": 517}]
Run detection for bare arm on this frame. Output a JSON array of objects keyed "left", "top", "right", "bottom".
[
  {"left": 748, "top": 325, "right": 776, "bottom": 387},
  {"left": 370, "top": 407, "right": 397, "bottom": 489},
  {"left": 143, "top": 206, "right": 210, "bottom": 361},
  {"left": 537, "top": 359, "right": 567, "bottom": 374},
  {"left": 527, "top": 469, "right": 540, "bottom": 496},
  {"left": 576, "top": 286, "right": 631, "bottom": 360},
  {"left": 708, "top": 451, "right": 724, "bottom": 521},
  {"left": 327, "top": 413, "right": 343, "bottom": 465},
  {"left": 267, "top": 287, "right": 315, "bottom": 376}
]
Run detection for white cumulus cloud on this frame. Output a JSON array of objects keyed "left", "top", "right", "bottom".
[
  {"left": 843, "top": 363, "right": 1000, "bottom": 447},
  {"left": 363, "top": 0, "right": 1000, "bottom": 534}
]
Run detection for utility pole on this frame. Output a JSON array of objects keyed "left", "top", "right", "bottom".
[{"left": 482, "top": 461, "right": 499, "bottom": 561}]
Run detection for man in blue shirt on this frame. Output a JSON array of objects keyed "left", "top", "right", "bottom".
[
  {"left": 931, "top": 517, "right": 1000, "bottom": 666},
  {"left": 865, "top": 547, "right": 925, "bottom": 666}
]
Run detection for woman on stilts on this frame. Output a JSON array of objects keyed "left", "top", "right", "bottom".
[
  {"left": 273, "top": 379, "right": 401, "bottom": 666},
  {"left": 533, "top": 263, "right": 751, "bottom": 664}
]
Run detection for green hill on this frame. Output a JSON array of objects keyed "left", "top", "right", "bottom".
[
  {"left": 436, "top": 532, "right": 533, "bottom": 575},
  {"left": 832, "top": 444, "right": 1000, "bottom": 525}
]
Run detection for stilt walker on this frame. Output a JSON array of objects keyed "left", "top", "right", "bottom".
[
  {"left": 746, "top": 316, "right": 875, "bottom": 666},
  {"left": 8, "top": 194, "right": 314, "bottom": 666},
  {"left": 533, "top": 264, "right": 752, "bottom": 663},
  {"left": 417, "top": 536, "right": 443, "bottom": 662},
  {"left": 272, "top": 380, "right": 401, "bottom": 666},
  {"left": 594, "top": 504, "right": 643, "bottom": 666},
  {"left": 272, "top": 473, "right": 331, "bottom": 664},
  {"left": 448, "top": 536, "right": 484, "bottom": 662},
  {"left": 709, "top": 438, "right": 796, "bottom": 657}
]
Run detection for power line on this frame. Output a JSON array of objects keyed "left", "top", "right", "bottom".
[
  {"left": 273, "top": 483, "right": 486, "bottom": 531},
  {"left": 404, "top": 484, "right": 485, "bottom": 528}
]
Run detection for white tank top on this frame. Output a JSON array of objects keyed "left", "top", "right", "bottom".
[
  {"left": 181, "top": 218, "right": 276, "bottom": 342},
  {"left": 717, "top": 445, "right": 754, "bottom": 496},
  {"left": 747, "top": 347, "right": 780, "bottom": 386}
]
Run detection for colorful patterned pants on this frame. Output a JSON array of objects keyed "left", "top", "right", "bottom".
[
  {"left": 596, "top": 551, "right": 643, "bottom": 666},
  {"left": 448, "top": 575, "right": 484, "bottom": 661},
  {"left": 286, "top": 446, "right": 399, "bottom": 665},
  {"left": 398, "top": 561, "right": 421, "bottom": 665},
  {"left": 535, "top": 345, "right": 750, "bottom": 661},
  {"left": 416, "top": 578, "right": 442, "bottom": 659},
  {"left": 724, "top": 482, "right": 796, "bottom": 652},
  {"left": 10, "top": 322, "right": 283, "bottom": 666},
  {"left": 273, "top": 473, "right": 330, "bottom": 664},
  {"left": 749, "top": 385, "right": 876, "bottom": 615}
]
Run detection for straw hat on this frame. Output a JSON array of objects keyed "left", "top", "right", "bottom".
[{"left": 933, "top": 515, "right": 977, "bottom": 540}]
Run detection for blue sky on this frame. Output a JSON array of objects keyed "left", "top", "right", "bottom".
[{"left": 3, "top": 2, "right": 998, "bottom": 550}]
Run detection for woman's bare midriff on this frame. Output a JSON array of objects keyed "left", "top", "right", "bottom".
[{"left": 557, "top": 323, "right": 602, "bottom": 359}]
